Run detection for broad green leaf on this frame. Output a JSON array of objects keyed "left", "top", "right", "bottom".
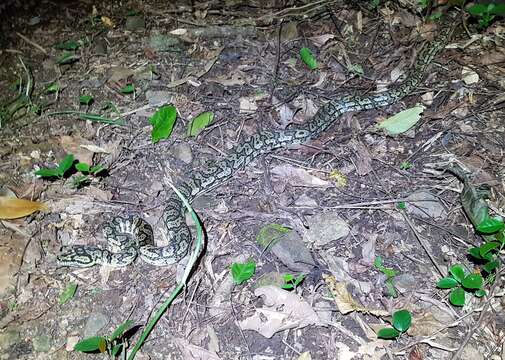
[
  {"left": 392, "top": 310, "right": 411, "bottom": 332},
  {"left": 377, "top": 327, "right": 400, "bottom": 339},
  {"left": 377, "top": 105, "right": 424, "bottom": 135},
  {"left": 449, "top": 264, "right": 465, "bottom": 283},
  {"left": 58, "top": 154, "right": 75, "bottom": 174},
  {"left": 479, "top": 241, "right": 500, "bottom": 257},
  {"left": 110, "top": 320, "right": 134, "bottom": 341},
  {"left": 373, "top": 256, "right": 383, "bottom": 268},
  {"left": 396, "top": 202, "right": 406, "bottom": 210},
  {"left": 461, "top": 273, "right": 483, "bottom": 289},
  {"left": 79, "top": 95, "right": 94, "bottom": 105},
  {"left": 74, "top": 336, "right": 107, "bottom": 353},
  {"left": 299, "top": 47, "right": 317, "bottom": 70},
  {"left": 467, "top": 4, "right": 488, "bottom": 15},
  {"left": 256, "top": 223, "right": 291, "bottom": 249},
  {"left": 467, "top": 3, "right": 505, "bottom": 15},
  {"left": 483, "top": 260, "right": 499, "bottom": 274},
  {"left": 437, "top": 277, "right": 459, "bottom": 289},
  {"left": 34, "top": 168, "right": 62, "bottom": 178},
  {"left": 477, "top": 217, "right": 504, "bottom": 234},
  {"left": 120, "top": 84, "right": 135, "bottom": 94},
  {"left": 187, "top": 111, "right": 214, "bottom": 137},
  {"left": 468, "top": 247, "right": 482, "bottom": 259},
  {"left": 281, "top": 273, "right": 305, "bottom": 290},
  {"left": 149, "top": 105, "right": 177, "bottom": 144},
  {"left": 75, "top": 162, "right": 91, "bottom": 173},
  {"left": 231, "top": 261, "right": 256, "bottom": 285},
  {"left": 59, "top": 282, "right": 77, "bottom": 305},
  {"left": 449, "top": 287, "right": 466, "bottom": 307}
]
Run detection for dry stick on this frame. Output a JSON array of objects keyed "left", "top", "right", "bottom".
[
  {"left": 401, "top": 210, "right": 445, "bottom": 277},
  {"left": 16, "top": 32, "right": 48, "bottom": 55},
  {"left": 450, "top": 268, "right": 504, "bottom": 360}
]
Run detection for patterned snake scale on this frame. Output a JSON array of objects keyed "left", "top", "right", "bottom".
[{"left": 57, "top": 13, "right": 457, "bottom": 267}]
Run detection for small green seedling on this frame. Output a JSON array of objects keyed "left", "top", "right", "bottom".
[
  {"left": 55, "top": 40, "right": 81, "bottom": 50},
  {"left": 79, "top": 95, "right": 94, "bottom": 106},
  {"left": 119, "top": 83, "right": 135, "bottom": 94},
  {"left": 46, "top": 83, "right": 61, "bottom": 93},
  {"left": 399, "top": 161, "right": 413, "bottom": 170},
  {"left": 74, "top": 319, "right": 134, "bottom": 358},
  {"left": 347, "top": 63, "right": 364, "bottom": 77},
  {"left": 187, "top": 111, "right": 214, "bottom": 137},
  {"left": 56, "top": 51, "right": 80, "bottom": 65},
  {"left": 373, "top": 256, "right": 398, "bottom": 298},
  {"left": 377, "top": 309, "right": 412, "bottom": 339},
  {"left": 467, "top": 3, "right": 505, "bottom": 28},
  {"left": 437, "top": 264, "right": 485, "bottom": 307},
  {"left": 281, "top": 273, "right": 305, "bottom": 290},
  {"left": 231, "top": 261, "right": 256, "bottom": 285},
  {"left": 300, "top": 47, "right": 318, "bottom": 70},
  {"left": 35, "top": 153, "right": 75, "bottom": 178}
]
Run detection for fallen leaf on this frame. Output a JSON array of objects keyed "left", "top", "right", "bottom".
[
  {"left": 377, "top": 105, "right": 425, "bottom": 135},
  {"left": 461, "top": 66, "right": 479, "bottom": 85},
  {"left": 238, "top": 286, "right": 324, "bottom": 338},
  {"left": 0, "top": 196, "right": 47, "bottom": 219},
  {"left": 271, "top": 164, "right": 329, "bottom": 187},
  {"left": 239, "top": 97, "right": 257, "bottom": 113}
]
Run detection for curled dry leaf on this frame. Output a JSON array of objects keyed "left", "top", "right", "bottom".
[
  {"left": 238, "top": 285, "right": 324, "bottom": 338},
  {"left": 271, "top": 164, "right": 329, "bottom": 187},
  {"left": 0, "top": 196, "right": 48, "bottom": 219}
]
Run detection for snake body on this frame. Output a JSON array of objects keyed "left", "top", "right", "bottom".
[{"left": 57, "top": 16, "right": 455, "bottom": 267}]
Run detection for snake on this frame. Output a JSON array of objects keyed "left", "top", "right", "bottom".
[{"left": 57, "top": 13, "right": 457, "bottom": 267}]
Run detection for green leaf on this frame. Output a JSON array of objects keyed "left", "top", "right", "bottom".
[
  {"left": 46, "top": 83, "right": 60, "bottom": 93},
  {"left": 110, "top": 319, "right": 134, "bottom": 341},
  {"left": 79, "top": 95, "right": 94, "bottom": 105},
  {"left": 58, "top": 154, "right": 75, "bottom": 174},
  {"left": 385, "top": 278, "right": 398, "bottom": 298},
  {"left": 377, "top": 105, "right": 425, "bottom": 135},
  {"left": 149, "top": 105, "right": 177, "bottom": 144},
  {"left": 399, "top": 161, "right": 413, "bottom": 170},
  {"left": 111, "top": 343, "right": 123, "bottom": 356},
  {"left": 482, "top": 260, "right": 499, "bottom": 274},
  {"left": 90, "top": 164, "right": 106, "bottom": 175},
  {"left": 467, "top": 4, "right": 488, "bottom": 15},
  {"left": 35, "top": 168, "right": 62, "bottom": 178},
  {"left": 56, "top": 51, "right": 79, "bottom": 65},
  {"left": 231, "top": 261, "right": 256, "bottom": 285},
  {"left": 475, "top": 289, "right": 486, "bottom": 298},
  {"left": 299, "top": 47, "right": 318, "bottom": 70},
  {"left": 461, "top": 273, "right": 483, "bottom": 290},
  {"left": 468, "top": 247, "right": 482, "bottom": 259},
  {"left": 72, "top": 175, "right": 90, "bottom": 188},
  {"left": 55, "top": 40, "right": 80, "bottom": 50},
  {"left": 479, "top": 241, "right": 500, "bottom": 257},
  {"left": 377, "top": 327, "right": 400, "bottom": 339},
  {"left": 256, "top": 223, "right": 291, "bottom": 249},
  {"left": 347, "top": 63, "right": 364, "bottom": 76},
  {"left": 449, "top": 287, "right": 466, "bottom": 307},
  {"left": 120, "top": 83, "right": 135, "bottom": 94},
  {"left": 437, "top": 277, "right": 459, "bottom": 289},
  {"left": 74, "top": 336, "right": 107, "bottom": 353},
  {"left": 281, "top": 273, "right": 305, "bottom": 290},
  {"left": 373, "top": 256, "right": 383, "bottom": 268},
  {"left": 75, "top": 162, "right": 91, "bottom": 173},
  {"left": 392, "top": 310, "right": 411, "bottom": 332},
  {"left": 187, "top": 111, "right": 214, "bottom": 137},
  {"left": 59, "top": 282, "right": 77, "bottom": 305},
  {"left": 396, "top": 201, "right": 406, "bottom": 210},
  {"left": 477, "top": 217, "right": 504, "bottom": 234},
  {"left": 449, "top": 264, "right": 465, "bottom": 283}
]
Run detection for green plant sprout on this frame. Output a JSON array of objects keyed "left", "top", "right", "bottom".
[
  {"left": 74, "top": 320, "right": 134, "bottom": 358},
  {"left": 437, "top": 264, "right": 485, "bottom": 307},
  {"left": 231, "top": 261, "right": 256, "bottom": 285},
  {"left": 373, "top": 256, "right": 398, "bottom": 298},
  {"left": 281, "top": 273, "right": 305, "bottom": 290},
  {"left": 467, "top": 3, "right": 505, "bottom": 28},
  {"left": 377, "top": 309, "right": 412, "bottom": 339}
]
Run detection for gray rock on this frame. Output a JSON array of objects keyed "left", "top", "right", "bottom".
[
  {"left": 303, "top": 212, "right": 350, "bottom": 246},
  {"left": 145, "top": 90, "right": 172, "bottom": 107},
  {"left": 125, "top": 16, "right": 145, "bottom": 31},
  {"left": 148, "top": 32, "right": 183, "bottom": 52},
  {"left": 268, "top": 229, "right": 316, "bottom": 272},
  {"left": 172, "top": 143, "right": 193, "bottom": 164},
  {"left": 83, "top": 312, "right": 108, "bottom": 338},
  {"left": 406, "top": 190, "right": 446, "bottom": 219}
]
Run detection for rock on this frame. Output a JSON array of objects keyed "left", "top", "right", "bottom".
[
  {"left": 32, "top": 335, "right": 51, "bottom": 352},
  {"left": 303, "top": 212, "right": 350, "bottom": 247},
  {"left": 125, "top": 16, "right": 145, "bottom": 31},
  {"left": 405, "top": 190, "right": 446, "bottom": 219},
  {"left": 145, "top": 90, "right": 172, "bottom": 107},
  {"left": 172, "top": 143, "right": 193, "bottom": 164},
  {"left": 83, "top": 312, "right": 108, "bottom": 338},
  {"left": 148, "top": 32, "right": 183, "bottom": 52}
]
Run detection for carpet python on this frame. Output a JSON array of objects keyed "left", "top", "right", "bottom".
[{"left": 57, "top": 13, "right": 457, "bottom": 267}]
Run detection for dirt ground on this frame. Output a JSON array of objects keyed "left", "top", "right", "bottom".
[{"left": 0, "top": 1, "right": 504, "bottom": 359}]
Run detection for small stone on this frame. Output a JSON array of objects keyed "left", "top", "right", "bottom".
[
  {"left": 148, "top": 32, "right": 182, "bottom": 52},
  {"left": 405, "top": 190, "right": 446, "bottom": 219},
  {"left": 32, "top": 335, "right": 51, "bottom": 352},
  {"left": 172, "top": 143, "right": 193, "bottom": 164},
  {"left": 269, "top": 230, "right": 316, "bottom": 272},
  {"left": 125, "top": 16, "right": 145, "bottom": 31},
  {"left": 145, "top": 90, "right": 172, "bottom": 107},
  {"left": 83, "top": 313, "right": 108, "bottom": 338},
  {"left": 303, "top": 212, "right": 350, "bottom": 247}
]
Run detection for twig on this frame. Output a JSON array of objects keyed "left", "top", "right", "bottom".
[{"left": 16, "top": 32, "right": 48, "bottom": 55}]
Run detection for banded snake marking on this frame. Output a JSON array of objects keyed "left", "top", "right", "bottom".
[{"left": 57, "top": 13, "right": 457, "bottom": 267}]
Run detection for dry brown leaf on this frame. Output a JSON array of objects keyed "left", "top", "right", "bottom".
[
  {"left": 323, "top": 275, "right": 388, "bottom": 316},
  {"left": 271, "top": 164, "right": 329, "bottom": 188},
  {"left": 0, "top": 196, "right": 47, "bottom": 219}
]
